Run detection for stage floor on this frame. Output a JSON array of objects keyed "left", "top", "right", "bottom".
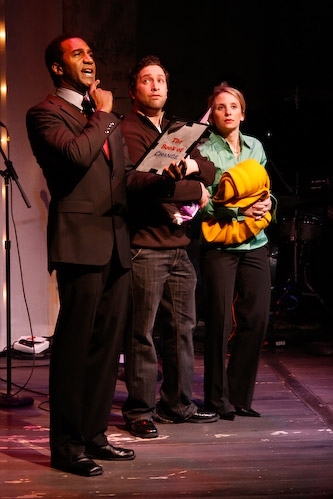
[{"left": 1, "top": 327, "right": 333, "bottom": 498}]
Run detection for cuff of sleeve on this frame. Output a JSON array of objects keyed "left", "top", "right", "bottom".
[{"left": 185, "top": 158, "right": 199, "bottom": 175}]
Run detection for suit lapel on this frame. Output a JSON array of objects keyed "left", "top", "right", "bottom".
[{"left": 47, "top": 94, "right": 86, "bottom": 126}]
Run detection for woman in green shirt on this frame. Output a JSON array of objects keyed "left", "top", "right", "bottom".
[{"left": 199, "top": 82, "right": 274, "bottom": 421}]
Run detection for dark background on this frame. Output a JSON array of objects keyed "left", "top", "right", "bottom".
[
  {"left": 2, "top": 0, "right": 331, "bottom": 348},
  {"left": 135, "top": 1, "right": 333, "bottom": 316},
  {"left": 136, "top": 0, "right": 332, "bottom": 197}
]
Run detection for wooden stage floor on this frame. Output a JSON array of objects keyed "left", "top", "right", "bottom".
[{"left": 1, "top": 326, "right": 333, "bottom": 498}]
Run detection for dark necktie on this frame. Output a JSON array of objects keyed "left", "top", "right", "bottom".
[
  {"left": 82, "top": 96, "right": 94, "bottom": 119},
  {"left": 82, "top": 96, "right": 110, "bottom": 159}
]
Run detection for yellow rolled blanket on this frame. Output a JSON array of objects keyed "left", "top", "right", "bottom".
[
  {"left": 213, "top": 158, "right": 270, "bottom": 207},
  {"left": 202, "top": 159, "right": 272, "bottom": 245}
]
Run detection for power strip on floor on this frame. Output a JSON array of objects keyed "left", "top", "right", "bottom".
[{"left": 12, "top": 336, "right": 50, "bottom": 354}]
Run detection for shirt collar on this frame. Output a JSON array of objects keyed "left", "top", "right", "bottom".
[
  {"left": 211, "top": 130, "right": 250, "bottom": 150},
  {"left": 137, "top": 110, "right": 164, "bottom": 132},
  {"left": 55, "top": 87, "right": 86, "bottom": 111}
]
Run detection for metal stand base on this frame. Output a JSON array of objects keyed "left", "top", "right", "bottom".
[{"left": 0, "top": 393, "right": 34, "bottom": 407}]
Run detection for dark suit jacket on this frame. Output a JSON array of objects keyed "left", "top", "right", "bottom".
[{"left": 26, "top": 94, "right": 132, "bottom": 272}]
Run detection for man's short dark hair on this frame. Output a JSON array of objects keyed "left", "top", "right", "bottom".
[
  {"left": 128, "top": 55, "right": 170, "bottom": 95},
  {"left": 44, "top": 32, "right": 92, "bottom": 86}
]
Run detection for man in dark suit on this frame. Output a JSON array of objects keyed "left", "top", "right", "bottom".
[{"left": 26, "top": 33, "right": 135, "bottom": 477}]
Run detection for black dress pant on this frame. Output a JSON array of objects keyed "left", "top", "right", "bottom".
[
  {"left": 201, "top": 245, "right": 271, "bottom": 414},
  {"left": 49, "top": 254, "right": 132, "bottom": 458}
]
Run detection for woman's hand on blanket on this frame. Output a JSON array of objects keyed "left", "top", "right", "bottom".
[{"left": 240, "top": 196, "right": 272, "bottom": 220}]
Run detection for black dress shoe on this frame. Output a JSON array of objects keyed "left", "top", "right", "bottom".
[
  {"left": 186, "top": 409, "right": 219, "bottom": 423},
  {"left": 51, "top": 452, "right": 103, "bottom": 477},
  {"left": 128, "top": 419, "right": 159, "bottom": 438},
  {"left": 86, "top": 443, "right": 135, "bottom": 461},
  {"left": 219, "top": 411, "right": 235, "bottom": 421},
  {"left": 154, "top": 412, "right": 176, "bottom": 424},
  {"left": 235, "top": 407, "right": 261, "bottom": 417}
]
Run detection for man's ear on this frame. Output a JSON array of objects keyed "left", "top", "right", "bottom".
[{"left": 52, "top": 62, "right": 63, "bottom": 76}]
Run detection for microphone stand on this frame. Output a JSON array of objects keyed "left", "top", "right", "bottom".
[{"left": 0, "top": 139, "right": 33, "bottom": 407}]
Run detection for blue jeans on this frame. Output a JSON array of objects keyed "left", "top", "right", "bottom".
[{"left": 122, "top": 247, "right": 198, "bottom": 422}]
